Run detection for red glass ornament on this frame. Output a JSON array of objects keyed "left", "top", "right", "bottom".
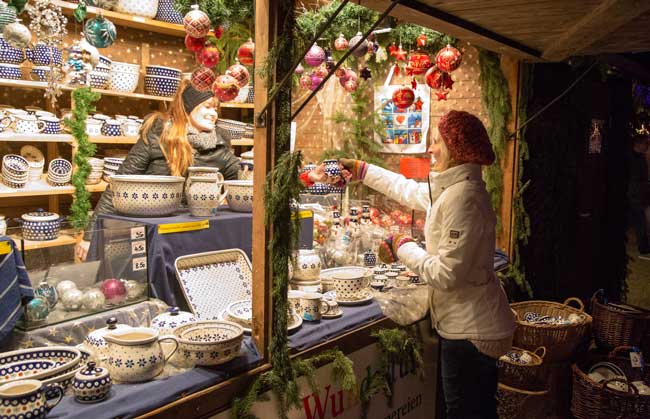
[
  {"left": 212, "top": 74, "right": 240, "bottom": 101},
  {"left": 299, "top": 74, "right": 312, "bottom": 89},
  {"left": 183, "top": 5, "right": 211, "bottom": 38},
  {"left": 335, "top": 67, "right": 346, "bottom": 79},
  {"left": 425, "top": 66, "right": 444, "bottom": 89},
  {"left": 199, "top": 46, "right": 220, "bottom": 68},
  {"left": 334, "top": 33, "right": 348, "bottom": 51},
  {"left": 101, "top": 278, "right": 127, "bottom": 305},
  {"left": 417, "top": 32, "right": 427, "bottom": 48},
  {"left": 435, "top": 44, "right": 462, "bottom": 73},
  {"left": 184, "top": 35, "right": 206, "bottom": 52},
  {"left": 406, "top": 50, "right": 432, "bottom": 75},
  {"left": 214, "top": 25, "right": 224, "bottom": 39},
  {"left": 237, "top": 39, "right": 255, "bottom": 66},
  {"left": 191, "top": 67, "right": 216, "bottom": 91},
  {"left": 305, "top": 44, "right": 325, "bottom": 67},
  {"left": 392, "top": 85, "right": 415, "bottom": 109},
  {"left": 388, "top": 42, "right": 397, "bottom": 56},
  {"left": 226, "top": 59, "right": 250, "bottom": 88}
]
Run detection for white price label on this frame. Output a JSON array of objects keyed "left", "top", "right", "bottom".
[
  {"left": 132, "top": 16, "right": 146, "bottom": 23},
  {"left": 131, "top": 227, "right": 146, "bottom": 240},
  {"left": 131, "top": 240, "right": 146, "bottom": 255},
  {"left": 630, "top": 352, "right": 643, "bottom": 368},
  {"left": 132, "top": 257, "right": 147, "bottom": 272}
]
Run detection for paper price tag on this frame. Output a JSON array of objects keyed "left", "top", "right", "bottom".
[
  {"left": 0, "top": 241, "right": 11, "bottom": 255},
  {"left": 630, "top": 352, "right": 643, "bottom": 368},
  {"left": 131, "top": 227, "right": 146, "bottom": 240},
  {"left": 158, "top": 220, "right": 209, "bottom": 234},
  {"left": 290, "top": 210, "right": 313, "bottom": 220},
  {"left": 132, "top": 257, "right": 147, "bottom": 272},
  {"left": 131, "top": 240, "right": 146, "bottom": 255}
]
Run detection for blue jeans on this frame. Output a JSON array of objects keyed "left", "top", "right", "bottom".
[{"left": 440, "top": 337, "right": 498, "bottom": 419}]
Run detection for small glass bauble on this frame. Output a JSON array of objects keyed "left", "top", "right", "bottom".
[
  {"left": 82, "top": 288, "right": 106, "bottom": 311},
  {"left": 56, "top": 280, "right": 78, "bottom": 296},
  {"left": 124, "top": 280, "right": 145, "bottom": 300},
  {"left": 61, "top": 289, "right": 84, "bottom": 311},
  {"left": 35, "top": 281, "right": 57, "bottom": 309},
  {"left": 84, "top": 15, "right": 117, "bottom": 49},
  {"left": 101, "top": 278, "right": 127, "bottom": 305},
  {"left": 25, "top": 296, "right": 49, "bottom": 323}
]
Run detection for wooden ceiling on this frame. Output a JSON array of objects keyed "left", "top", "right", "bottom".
[{"left": 358, "top": 0, "right": 650, "bottom": 61}]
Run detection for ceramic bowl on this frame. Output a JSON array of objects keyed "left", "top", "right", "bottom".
[
  {"left": 0, "top": 63, "right": 21, "bottom": 79},
  {"left": 0, "top": 35, "right": 25, "bottom": 64},
  {"left": 48, "top": 158, "right": 71, "bottom": 177},
  {"left": 110, "top": 175, "right": 185, "bottom": 216},
  {"left": 110, "top": 61, "right": 139, "bottom": 75},
  {"left": 30, "top": 66, "right": 51, "bottom": 82},
  {"left": 109, "top": 70, "right": 139, "bottom": 93},
  {"left": 172, "top": 320, "right": 244, "bottom": 367},
  {"left": 0, "top": 346, "right": 82, "bottom": 384},
  {"left": 89, "top": 71, "right": 109, "bottom": 89},
  {"left": 216, "top": 119, "right": 246, "bottom": 139},
  {"left": 3, "top": 154, "right": 29, "bottom": 176},
  {"left": 26, "top": 43, "right": 62, "bottom": 66},
  {"left": 145, "top": 65, "right": 181, "bottom": 79},
  {"left": 155, "top": 0, "right": 183, "bottom": 23},
  {"left": 72, "top": 362, "right": 111, "bottom": 403},
  {"left": 224, "top": 180, "right": 253, "bottom": 212},
  {"left": 116, "top": 0, "right": 159, "bottom": 18},
  {"left": 226, "top": 300, "right": 253, "bottom": 328},
  {"left": 144, "top": 75, "right": 180, "bottom": 97},
  {"left": 98, "top": 55, "right": 112, "bottom": 67},
  {"left": 0, "top": 360, "right": 56, "bottom": 384},
  {"left": 20, "top": 209, "right": 62, "bottom": 241}
]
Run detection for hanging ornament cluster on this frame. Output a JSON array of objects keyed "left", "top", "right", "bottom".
[
  {"left": 26, "top": 0, "right": 68, "bottom": 44},
  {"left": 425, "top": 44, "right": 462, "bottom": 101},
  {"left": 237, "top": 38, "right": 255, "bottom": 66}
]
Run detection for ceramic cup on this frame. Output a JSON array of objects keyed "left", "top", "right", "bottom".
[
  {"left": 331, "top": 270, "right": 370, "bottom": 300},
  {"left": 0, "top": 379, "right": 63, "bottom": 419},
  {"left": 121, "top": 120, "right": 140, "bottom": 137},
  {"left": 101, "top": 119, "right": 122, "bottom": 136},
  {"left": 12, "top": 115, "right": 45, "bottom": 134},
  {"left": 396, "top": 276, "right": 410, "bottom": 288},
  {"left": 38, "top": 116, "right": 61, "bottom": 134},
  {"left": 29, "top": 66, "right": 51, "bottom": 82},
  {"left": 295, "top": 292, "right": 335, "bottom": 321},
  {"left": 85, "top": 119, "right": 102, "bottom": 136}
]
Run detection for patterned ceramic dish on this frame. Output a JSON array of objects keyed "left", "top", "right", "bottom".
[
  {"left": 26, "top": 43, "right": 62, "bottom": 66},
  {"left": 145, "top": 65, "right": 182, "bottom": 79},
  {"left": 19, "top": 209, "right": 63, "bottom": 241},
  {"left": 155, "top": 0, "right": 183, "bottom": 23},
  {"left": 30, "top": 66, "right": 51, "bottom": 82},
  {"left": 172, "top": 320, "right": 244, "bottom": 366},
  {"left": 115, "top": 0, "right": 159, "bottom": 18},
  {"left": 144, "top": 75, "right": 181, "bottom": 97},
  {"left": 89, "top": 71, "right": 109, "bottom": 89},
  {"left": 226, "top": 300, "right": 252, "bottom": 328},
  {"left": 216, "top": 119, "right": 247, "bottom": 139},
  {"left": 0, "top": 62, "right": 21, "bottom": 79},
  {"left": 110, "top": 61, "right": 139, "bottom": 74},
  {"left": 109, "top": 70, "right": 139, "bottom": 93},
  {"left": 223, "top": 180, "right": 253, "bottom": 212},
  {"left": 320, "top": 266, "right": 372, "bottom": 294},
  {"left": 2, "top": 154, "right": 29, "bottom": 176},
  {"left": 110, "top": 175, "right": 185, "bottom": 216},
  {"left": 72, "top": 361, "right": 111, "bottom": 403},
  {"left": 0, "top": 346, "right": 82, "bottom": 384},
  {"left": 0, "top": 35, "right": 24, "bottom": 64},
  {"left": 48, "top": 158, "right": 72, "bottom": 177},
  {"left": 151, "top": 306, "right": 197, "bottom": 335},
  {"left": 0, "top": 360, "right": 56, "bottom": 384}
]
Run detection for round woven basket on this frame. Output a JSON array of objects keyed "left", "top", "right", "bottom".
[
  {"left": 591, "top": 290, "right": 650, "bottom": 350},
  {"left": 498, "top": 346, "right": 547, "bottom": 390},
  {"left": 511, "top": 297, "right": 592, "bottom": 362},
  {"left": 496, "top": 382, "right": 548, "bottom": 419}
]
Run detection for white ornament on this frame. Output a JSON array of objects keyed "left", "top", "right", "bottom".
[
  {"left": 56, "top": 280, "right": 77, "bottom": 296},
  {"left": 82, "top": 288, "right": 106, "bottom": 311},
  {"left": 61, "top": 288, "right": 84, "bottom": 311},
  {"left": 3, "top": 19, "right": 31, "bottom": 49}
]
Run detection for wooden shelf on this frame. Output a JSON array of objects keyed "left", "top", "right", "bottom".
[
  {"left": 11, "top": 233, "right": 77, "bottom": 251},
  {"left": 53, "top": 1, "right": 185, "bottom": 37},
  {"left": 0, "top": 177, "right": 107, "bottom": 198},
  {"left": 89, "top": 136, "right": 138, "bottom": 144},
  {"left": 231, "top": 139, "right": 254, "bottom": 146},
  {"left": 86, "top": 181, "right": 108, "bottom": 193},
  {"left": 0, "top": 133, "right": 74, "bottom": 143},
  {"left": 220, "top": 103, "right": 254, "bottom": 109}
]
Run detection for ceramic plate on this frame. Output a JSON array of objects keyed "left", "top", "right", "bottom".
[
  {"left": 336, "top": 290, "right": 374, "bottom": 306},
  {"left": 322, "top": 308, "right": 343, "bottom": 319},
  {"left": 227, "top": 299, "right": 252, "bottom": 324},
  {"left": 175, "top": 249, "right": 253, "bottom": 320},
  {"left": 218, "top": 309, "right": 303, "bottom": 334}
]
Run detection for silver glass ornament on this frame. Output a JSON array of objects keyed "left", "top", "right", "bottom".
[
  {"left": 56, "top": 280, "right": 77, "bottom": 296},
  {"left": 82, "top": 288, "right": 106, "bottom": 311},
  {"left": 123, "top": 280, "right": 145, "bottom": 300},
  {"left": 61, "top": 288, "right": 84, "bottom": 311}
]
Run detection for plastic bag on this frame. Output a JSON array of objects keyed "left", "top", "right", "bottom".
[{"left": 372, "top": 285, "right": 430, "bottom": 326}]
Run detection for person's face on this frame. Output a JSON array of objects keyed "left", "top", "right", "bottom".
[
  {"left": 428, "top": 129, "right": 443, "bottom": 164},
  {"left": 189, "top": 97, "right": 219, "bottom": 131}
]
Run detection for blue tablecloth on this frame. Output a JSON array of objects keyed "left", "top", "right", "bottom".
[{"left": 0, "top": 236, "right": 33, "bottom": 344}]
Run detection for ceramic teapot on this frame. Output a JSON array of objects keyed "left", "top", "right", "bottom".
[
  {"left": 84, "top": 317, "right": 131, "bottom": 361},
  {"left": 187, "top": 176, "right": 228, "bottom": 217},
  {"left": 103, "top": 327, "right": 178, "bottom": 383}
]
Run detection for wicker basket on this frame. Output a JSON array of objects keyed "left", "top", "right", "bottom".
[
  {"left": 591, "top": 290, "right": 650, "bottom": 350},
  {"left": 496, "top": 383, "right": 548, "bottom": 419},
  {"left": 511, "top": 297, "right": 592, "bottom": 362},
  {"left": 571, "top": 346, "right": 650, "bottom": 419},
  {"left": 498, "top": 346, "right": 547, "bottom": 390}
]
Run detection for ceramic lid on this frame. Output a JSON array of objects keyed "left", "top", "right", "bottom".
[
  {"left": 21, "top": 209, "right": 59, "bottom": 222},
  {"left": 74, "top": 361, "right": 109, "bottom": 382},
  {"left": 151, "top": 306, "right": 196, "bottom": 333}
]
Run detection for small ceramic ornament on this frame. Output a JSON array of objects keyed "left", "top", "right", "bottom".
[
  {"left": 212, "top": 74, "right": 240, "bottom": 101},
  {"left": 25, "top": 296, "right": 49, "bottom": 323},
  {"left": 84, "top": 14, "right": 117, "bottom": 48},
  {"left": 82, "top": 288, "right": 106, "bottom": 311},
  {"left": 435, "top": 44, "right": 462, "bottom": 72},
  {"left": 392, "top": 85, "right": 415, "bottom": 109},
  {"left": 184, "top": 35, "right": 205, "bottom": 52},
  {"left": 61, "top": 288, "right": 84, "bottom": 311},
  {"left": 304, "top": 43, "right": 325, "bottom": 67},
  {"left": 3, "top": 18, "right": 30, "bottom": 49},
  {"left": 183, "top": 5, "right": 211, "bottom": 38},
  {"left": 348, "top": 32, "right": 368, "bottom": 58},
  {"left": 198, "top": 45, "right": 220, "bottom": 68},
  {"left": 101, "top": 278, "right": 127, "bottom": 305},
  {"left": 226, "top": 59, "right": 250, "bottom": 88},
  {"left": 237, "top": 38, "right": 255, "bottom": 66},
  {"left": 334, "top": 33, "right": 348, "bottom": 51},
  {"left": 56, "top": 280, "right": 78, "bottom": 296},
  {"left": 73, "top": 361, "right": 112, "bottom": 403},
  {"left": 34, "top": 281, "right": 57, "bottom": 309},
  {"left": 190, "top": 66, "right": 216, "bottom": 92}
]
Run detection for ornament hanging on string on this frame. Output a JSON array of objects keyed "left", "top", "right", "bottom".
[
  {"left": 212, "top": 74, "right": 240, "bottom": 102},
  {"left": 348, "top": 32, "right": 368, "bottom": 58},
  {"left": 388, "top": 42, "right": 397, "bottom": 56},
  {"left": 26, "top": 0, "right": 67, "bottom": 44},
  {"left": 406, "top": 49, "right": 432, "bottom": 75},
  {"left": 299, "top": 73, "right": 311, "bottom": 89},
  {"left": 309, "top": 72, "right": 323, "bottom": 91},
  {"left": 392, "top": 85, "right": 415, "bottom": 109},
  {"left": 375, "top": 45, "right": 387, "bottom": 63},
  {"left": 198, "top": 45, "right": 220, "bottom": 68},
  {"left": 183, "top": 4, "right": 211, "bottom": 38},
  {"left": 3, "top": 19, "right": 31, "bottom": 49},
  {"left": 435, "top": 44, "right": 462, "bottom": 72},
  {"left": 334, "top": 33, "right": 348, "bottom": 51},
  {"left": 416, "top": 32, "right": 427, "bottom": 48},
  {"left": 314, "top": 64, "right": 328, "bottom": 79},
  {"left": 334, "top": 67, "right": 346, "bottom": 79},
  {"left": 184, "top": 35, "right": 205, "bottom": 52},
  {"left": 84, "top": 14, "right": 116, "bottom": 48},
  {"left": 226, "top": 59, "right": 250, "bottom": 88},
  {"left": 342, "top": 76, "right": 358, "bottom": 93},
  {"left": 325, "top": 55, "right": 335, "bottom": 72},
  {"left": 191, "top": 67, "right": 216, "bottom": 92},
  {"left": 360, "top": 66, "right": 371, "bottom": 81},
  {"left": 237, "top": 38, "right": 255, "bottom": 66},
  {"left": 425, "top": 66, "right": 444, "bottom": 89},
  {"left": 304, "top": 43, "right": 325, "bottom": 67},
  {"left": 295, "top": 63, "right": 304, "bottom": 75}
]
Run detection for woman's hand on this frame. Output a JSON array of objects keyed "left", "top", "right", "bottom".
[
  {"left": 75, "top": 240, "right": 90, "bottom": 262},
  {"left": 339, "top": 158, "right": 367, "bottom": 183},
  {"left": 308, "top": 163, "right": 342, "bottom": 185},
  {"left": 378, "top": 234, "right": 415, "bottom": 264}
]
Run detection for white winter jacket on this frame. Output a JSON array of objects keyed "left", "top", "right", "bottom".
[{"left": 364, "top": 163, "right": 516, "bottom": 341}]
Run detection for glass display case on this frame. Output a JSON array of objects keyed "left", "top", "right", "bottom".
[{"left": 9, "top": 219, "right": 150, "bottom": 331}]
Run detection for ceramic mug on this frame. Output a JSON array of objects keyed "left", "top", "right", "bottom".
[
  {"left": 38, "top": 116, "right": 61, "bottom": 134},
  {"left": 121, "top": 120, "right": 140, "bottom": 137},
  {"left": 292, "top": 248, "right": 322, "bottom": 281},
  {"left": 295, "top": 292, "right": 335, "bottom": 321},
  {"left": 187, "top": 177, "right": 228, "bottom": 217},
  {"left": 85, "top": 119, "right": 102, "bottom": 136},
  {"left": 331, "top": 270, "right": 370, "bottom": 300},
  {"left": 12, "top": 115, "right": 45, "bottom": 134},
  {"left": 0, "top": 379, "right": 63, "bottom": 419}
]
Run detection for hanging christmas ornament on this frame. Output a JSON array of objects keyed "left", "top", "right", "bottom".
[
  {"left": 425, "top": 66, "right": 444, "bottom": 89},
  {"left": 299, "top": 73, "right": 311, "bottom": 89},
  {"left": 295, "top": 63, "right": 304, "bottom": 75},
  {"left": 338, "top": 69, "right": 357, "bottom": 87},
  {"left": 191, "top": 67, "right": 216, "bottom": 92},
  {"left": 304, "top": 43, "right": 325, "bottom": 67},
  {"left": 84, "top": 14, "right": 116, "bottom": 48},
  {"left": 314, "top": 64, "right": 328, "bottom": 79},
  {"left": 334, "top": 33, "right": 348, "bottom": 51},
  {"left": 360, "top": 66, "right": 372, "bottom": 81},
  {"left": 416, "top": 32, "right": 427, "bottom": 48},
  {"left": 184, "top": 35, "right": 205, "bottom": 52},
  {"left": 435, "top": 90, "right": 449, "bottom": 101},
  {"left": 325, "top": 55, "right": 335, "bottom": 72},
  {"left": 375, "top": 46, "right": 387, "bottom": 63},
  {"left": 406, "top": 50, "right": 432, "bottom": 75},
  {"left": 411, "top": 77, "right": 417, "bottom": 90},
  {"left": 442, "top": 73, "right": 454, "bottom": 90},
  {"left": 198, "top": 45, "right": 220, "bottom": 68},
  {"left": 435, "top": 44, "right": 462, "bottom": 72},
  {"left": 309, "top": 72, "right": 323, "bottom": 91},
  {"left": 213, "top": 25, "right": 224, "bottom": 39},
  {"left": 392, "top": 85, "right": 415, "bottom": 109},
  {"left": 0, "top": 1, "right": 17, "bottom": 33},
  {"left": 26, "top": 0, "right": 68, "bottom": 43},
  {"left": 334, "top": 67, "right": 346, "bottom": 79},
  {"left": 366, "top": 39, "right": 375, "bottom": 55},
  {"left": 413, "top": 97, "right": 424, "bottom": 111},
  {"left": 212, "top": 74, "right": 240, "bottom": 102},
  {"left": 3, "top": 19, "right": 31, "bottom": 49},
  {"left": 393, "top": 43, "right": 407, "bottom": 61},
  {"left": 183, "top": 4, "right": 211, "bottom": 38},
  {"left": 226, "top": 59, "right": 250, "bottom": 88},
  {"left": 343, "top": 77, "right": 358, "bottom": 93},
  {"left": 388, "top": 42, "right": 397, "bottom": 56},
  {"left": 237, "top": 38, "right": 255, "bottom": 66},
  {"left": 348, "top": 32, "right": 368, "bottom": 58}
]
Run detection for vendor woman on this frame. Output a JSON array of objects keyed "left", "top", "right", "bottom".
[
  {"left": 75, "top": 80, "right": 241, "bottom": 260},
  {"left": 340, "top": 110, "right": 515, "bottom": 419}
]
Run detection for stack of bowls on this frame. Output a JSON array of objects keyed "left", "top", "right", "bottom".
[
  {"left": 216, "top": 119, "right": 247, "bottom": 139},
  {"left": 20, "top": 145, "right": 45, "bottom": 181},
  {"left": 109, "top": 61, "right": 139, "bottom": 93},
  {"left": 86, "top": 158, "right": 104, "bottom": 185},
  {"left": 1, "top": 154, "right": 29, "bottom": 189},
  {"left": 103, "top": 157, "right": 124, "bottom": 181},
  {"left": 155, "top": 0, "right": 183, "bottom": 23},
  {"left": 144, "top": 65, "right": 181, "bottom": 97},
  {"left": 47, "top": 158, "right": 72, "bottom": 186}
]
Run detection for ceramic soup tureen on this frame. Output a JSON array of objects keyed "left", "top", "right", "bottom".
[{"left": 150, "top": 307, "right": 197, "bottom": 335}]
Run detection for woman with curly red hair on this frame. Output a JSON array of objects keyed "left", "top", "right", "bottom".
[{"left": 340, "top": 110, "right": 515, "bottom": 419}]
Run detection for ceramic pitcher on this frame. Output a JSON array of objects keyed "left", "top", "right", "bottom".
[
  {"left": 103, "top": 327, "right": 178, "bottom": 383},
  {"left": 187, "top": 176, "right": 228, "bottom": 217}
]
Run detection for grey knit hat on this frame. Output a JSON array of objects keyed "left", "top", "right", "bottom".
[{"left": 182, "top": 84, "right": 214, "bottom": 114}]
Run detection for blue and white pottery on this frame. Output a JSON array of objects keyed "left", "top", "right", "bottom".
[
  {"left": 0, "top": 63, "right": 20, "bottom": 79},
  {"left": 2, "top": 154, "right": 28, "bottom": 176},
  {"left": 110, "top": 175, "right": 185, "bottom": 216},
  {"left": 322, "top": 159, "right": 341, "bottom": 178},
  {"left": 0, "top": 379, "right": 63, "bottom": 419},
  {"left": 171, "top": 320, "right": 244, "bottom": 367},
  {"left": 35, "top": 281, "right": 57, "bottom": 309},
  {"left": 85, "top": 318, "right": 131, "bottom": 361},
  {"left": 85, "top": 119, "right": 103, "bottom": 136},
  {"left": 187, "top": 176, "right": 228, "bottom": 217},
  {"left": 301, "top": 163, "right": 317, "bottom": 174},
  {"left": 48, "top": 158, "right": 71, "bottom": 177},
  {"left": 115, "top": 0, "right": 159, "bottom": 19},
  {"left": 0, "top": 347, "right": 82, "bottom": 384},
  {"left": 24, "top": 296, "right": 49, "bottom": 323},
  {"left": 328, "top": 185, "right": 344, "bottom": 194},
  {"left": 155, "top": 0, "right": 183, "bottom": 23},
  {"left": 363, "top": 250, "right": 377, "bottom": 267},
  {"left": 0, "top": 360, "right": 55, "bottom": 384},
  {"left": 13, "top": 114, "right": 46, "bottom": 134},
  {"left": 73, "top": 362, "right": 111, "bottom": 403},
  {"left": 39, "top": 116, "right": 62, "bottom": 134},
  {"left": 29, "top": 65, "right": 51, "bottom": 82},
  {"left": 246, "top": 86, "right": 254, "bottom": 103},
  {"left": 151, "top": 307, "right": 196, "bottom": 336},
  {"left": 292, "top": 248, "right": 322, "bottom": 281},
  {"left": 0, "top": 1, "right": 17, "bottom": 32},
  {"left": 98, "top": 55, "right": 112, "bottom": 67},
  {"left": 19, "top": 209, "right": 63, "bottom": 241},
  {"left": 108, "top": 68, "right": 139, "bottom": 93},
  {"left": 101, "top": 119, "right": 122, "bottom": 136},
  {"left": 89, "top": 71, "right": 109, "bottom": 89},
  {"left": 223, "top": 180, "right": 253, "bottom": 212},
  {"left": 0, "top": 35, "right": 24, "bottom": 64},
  {"left": 26, "top": 43, "right": 62, "bottom": 66},
  {"left": 145, "top": 65, "right": 181, "bottom": 79},
  {"left": 307, "top": 182, "right": 329, "bottom": 195},
  {"left": 144, "top": 75, "right": 181, "bottom": 97}
]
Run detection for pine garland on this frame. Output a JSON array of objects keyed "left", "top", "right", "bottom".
[{"left": 65, "top": 87, "right": 101, "bottom": 231}]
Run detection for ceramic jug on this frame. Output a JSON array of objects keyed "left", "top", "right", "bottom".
[
  {"left": 184, "top": 166, "right": 223, "bottom": 198},
  {"left": 187, "top": 176, "right": 228, "bottom": 217},
  {"left": 292, "top": 248, "right": 322, "bottom": 281},
  {"left": 103, "top": 327, "right": 178, "bottom": 383}
]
